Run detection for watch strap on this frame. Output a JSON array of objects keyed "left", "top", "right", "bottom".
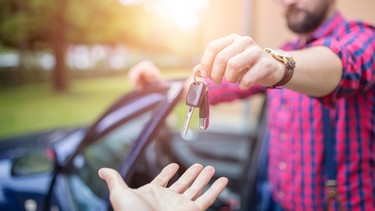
[
  {"left": 272, "top": 58, "right": 295, "bottom": 87},
  {"left": 264, "top": 48, "right": 296, "bottom": 88}
]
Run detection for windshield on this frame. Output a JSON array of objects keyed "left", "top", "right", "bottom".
[{"left": 68, "top": 110, "right": 154, "bottom": 209}]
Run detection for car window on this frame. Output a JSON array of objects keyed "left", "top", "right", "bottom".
[
  {"left": 69, "top": 110, "right": 153, "bottom": 206},
  {"left": 12, "top": 149, "right": 54, "bottom": 176}
]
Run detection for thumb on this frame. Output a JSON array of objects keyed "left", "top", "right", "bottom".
[
  {"left": 98, "top": 168, "right": 128, "bottom": 192},
  {"left": 98, "top": 168, "right": 154, "bottom": 211}
]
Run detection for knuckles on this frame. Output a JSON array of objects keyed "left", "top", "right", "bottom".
[
  {"left": 237, "top": 36, "right": 254, "bottom": 46},
  {"left": 226, "top": 58, "right": 242, "bottom": 71},
  {"left": 203, "top": 34, "right": 262, "bottom": 86}
]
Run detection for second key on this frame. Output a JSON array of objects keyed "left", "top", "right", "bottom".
[{"left": 182, "top": 81, "right": 207, "bottom": 135}]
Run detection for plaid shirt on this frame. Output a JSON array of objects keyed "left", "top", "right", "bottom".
[{"left": 209, "top": 12, "right": 375, "bottom": 210}]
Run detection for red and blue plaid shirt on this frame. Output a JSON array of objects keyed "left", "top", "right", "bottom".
[{"left": 208, "top": 12, "right": 375, "bottom": 210}]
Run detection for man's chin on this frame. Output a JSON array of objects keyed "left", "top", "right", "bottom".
[
  {"left": 286, "top": 11, "right": 306, "bottom": 23},
  {"left": 286, "top": 13, "right": 309, "bottom": 31}
]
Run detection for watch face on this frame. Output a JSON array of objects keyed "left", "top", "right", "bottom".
[
  {"left": 273, "top": 48, "right": 283, "bottom": 55},
  {"left": 266, "top": 48, "right": 287, "bottom": 57},
  {"left": 274, "top": 49, "right": 289, "bottom": 57},
  {"left": 265, "top": 48, "right": 292, "bottom": 64}
]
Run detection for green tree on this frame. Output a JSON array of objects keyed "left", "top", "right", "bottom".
[
  {"left": 0, "top": 0, "right": 147, "bottom": 92},
  {"left": 0, "top": 0, "right": 203, "bottom": 91}
]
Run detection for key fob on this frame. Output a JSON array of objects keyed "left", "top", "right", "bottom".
[{"left": 185, "top": 82, "right": 206, "bottom": 107}]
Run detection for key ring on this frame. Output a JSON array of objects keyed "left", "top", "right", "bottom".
[{"left": 193, "top": 70, "right": 211, "bottom": 86}]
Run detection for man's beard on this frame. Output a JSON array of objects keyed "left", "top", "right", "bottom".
[{"left": 285, "top": 5, "right": 329, "bottom": 34}]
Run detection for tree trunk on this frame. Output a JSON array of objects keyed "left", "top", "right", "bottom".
[
  {"left": 52, "top": 38, "right": 68, "bottom": 92},
  {"left": 52, "top": 0, "right": 68, "bottom": 92}
]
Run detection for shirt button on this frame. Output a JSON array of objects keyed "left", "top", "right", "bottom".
[{"left": 279, "top": 161, "right": 287, "bottom": 170}]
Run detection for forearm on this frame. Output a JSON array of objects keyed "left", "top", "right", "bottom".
[{"left": 285, "top": 46, "right": 343, "bottom": 97}]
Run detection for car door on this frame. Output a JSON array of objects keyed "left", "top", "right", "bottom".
[{"left": 48, "top": 81, "right": 185, "bottom": 211}]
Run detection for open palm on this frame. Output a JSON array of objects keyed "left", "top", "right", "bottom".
[{"left": 98, "top": 163, "right": 228, "bottom": 211}]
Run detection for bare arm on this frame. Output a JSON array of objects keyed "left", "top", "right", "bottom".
[{"left": 287, "top": 46, "right": 342, "bottom": 97}]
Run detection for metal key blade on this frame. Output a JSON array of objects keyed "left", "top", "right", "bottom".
[{"left": 183, "top": 107, "right": 195, "bottom": 135}]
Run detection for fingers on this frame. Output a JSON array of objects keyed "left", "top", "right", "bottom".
[
  {"left": 238, "top": 55, "right": 283, "bottom": 89},
  {"left": 193, "top": 64, "right": 202, "bottom": 76},
  {"left": 183, "top": 166, "right": 215, "bottom": 200},
  {"left": 128, "top": 60, "right": 163, "bottom": 90},
  {"left": 199, "top": 34, "right": 266, "bottom": 86},
  {"left": 167, "top": 164, "right": 228, "bottom": 210},
  {"left": 169, "top": 163, "right": 204, "bottom": 193},
  {"left": 224, "top": 47, "right": 259, "bottom": 83},
  {"left": 98, "top": 164, "right": 228, "bottom": 211},
  {"left": 98, "top": 168, "right": 130, "bottom": 199},
  {"left": 198, "top": 34, "right": 285, "bottom": 90},
  {"left": 238, "top": 62, "right": 264, "bottom": 90},
  {"left": 98, "top": 168, "right": 128, "bottom": 191},
  {"left": 210, "top": 36, "right": 255, "bottom": 84},
  {"left": 150, "top": 163, "right": 180, "bottom": 187},
  {"left": 200, "top": 34, "right": 239, "bottom": 79},
  {"left": 195, "top": 177, "right": 229, "bottom": 210},
  {"left": 99, "top": 168, "right": 156, "bottom": 211}
]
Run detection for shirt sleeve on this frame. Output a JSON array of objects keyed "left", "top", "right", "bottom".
[
  {"left": 208, "top": 80, "right": 266, "bottom": 105},
  {"left": 308, "top": 21, "right": 375, "bottom": 107}
]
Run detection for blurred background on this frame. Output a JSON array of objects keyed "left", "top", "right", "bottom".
[{"left": 0, "top": 0, "right": 374, "bottom": 138}]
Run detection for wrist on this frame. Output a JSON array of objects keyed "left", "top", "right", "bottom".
[
  {"left": 273, "top": 61, "right": 285, "bottom": 86},
  {"left": 264, "top": 48, "right": 296, "bottom": 88}
]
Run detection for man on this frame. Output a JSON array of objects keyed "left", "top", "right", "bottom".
[{"left": 127, "top": 0, "right": 375, "bottom": 210}]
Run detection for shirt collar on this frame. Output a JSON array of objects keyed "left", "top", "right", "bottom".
[{"left": 291, "top": 12, "right": 346, "bottom": 49}]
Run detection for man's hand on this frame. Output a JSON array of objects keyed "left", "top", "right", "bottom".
[
  {"left": 197, "top": 33, "right": 284, "bottom": 90},
  {"left": 196, "top": 33, "right": 342, "bottom": 96},
  {"left": 98, "top": 163, "right": 228, "bottom": 211}
]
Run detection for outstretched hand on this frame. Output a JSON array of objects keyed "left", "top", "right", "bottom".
[
  {"left": 98, "top": 163, "right": 228, "bottom": 211},
  {"left": 128, "top": 60, "right": 164, "bottom": 91}
]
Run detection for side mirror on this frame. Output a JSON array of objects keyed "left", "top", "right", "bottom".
[{"left": 12, "top": 149, "right": 55, "bottom": 176}]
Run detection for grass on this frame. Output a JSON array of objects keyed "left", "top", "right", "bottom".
[{"left": 0, "top": 69, "right": 191, "bottom": 138}]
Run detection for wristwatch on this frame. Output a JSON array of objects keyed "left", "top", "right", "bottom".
[{"left": 264, "top": 48, "right": 296, "bottom": 88}]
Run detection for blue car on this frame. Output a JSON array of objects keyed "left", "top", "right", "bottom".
[{"left": 0, "top": 79, "right": 268, "bottom": 211}]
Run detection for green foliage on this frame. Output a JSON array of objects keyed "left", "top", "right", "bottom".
[
  {"left": 0, "top": 0, "right": 144, "bottom": 49},
  {"left": 0, "top": 0, "right": 176, "bottom": 49},
  {"left": 0, "top": 0, "right": 202, "bottom": 91},
  {"left": 0, "top": 0, "right": 202, "bottom": 54},
  {"left": 67, "top": 0, "right": 138, "bottom": 44},
  {"left": 0, "top": 0, "right": 59, "bottom": 48},
  {"left": 0, "top": 70, "right": 191, "bottom": 138}
]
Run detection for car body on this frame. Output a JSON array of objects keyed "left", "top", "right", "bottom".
[{"left": 0, "top": 79, "right": 267, "bottom": 211}]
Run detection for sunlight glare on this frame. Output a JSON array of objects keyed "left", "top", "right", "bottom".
[{"left": 154, "top": 0, "right": 208, "bottom": 32}]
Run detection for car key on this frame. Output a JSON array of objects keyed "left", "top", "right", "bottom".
[
  {"left": 183, "top": 81, "right": 206, "bottom": 135},
  {"left": 199, "top": 90, "right": 209, "bottom": 130}
]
